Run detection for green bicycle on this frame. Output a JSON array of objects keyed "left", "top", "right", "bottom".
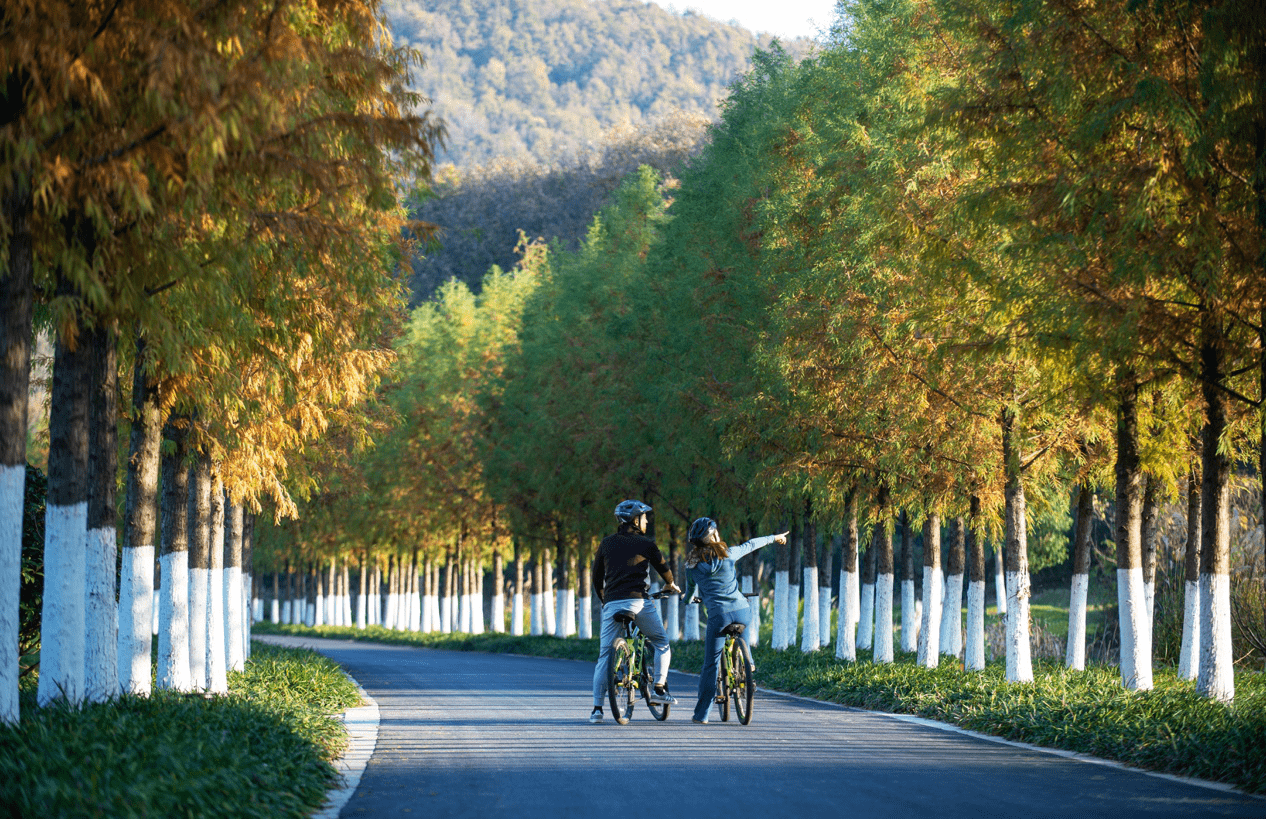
[
  {"left": 608, "top": 591, "right": 674, "bottom": 725},
  {"left": 695, "top": 593, "right": 757, "bottom": 725}
]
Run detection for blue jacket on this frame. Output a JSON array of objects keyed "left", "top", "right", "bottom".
[{"left": 687, "top": 535, "right": 779, "bottom": 614}]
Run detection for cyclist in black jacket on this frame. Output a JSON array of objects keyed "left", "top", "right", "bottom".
[{"left": 588, "top": 499, "right": 680, "bottom": 724}]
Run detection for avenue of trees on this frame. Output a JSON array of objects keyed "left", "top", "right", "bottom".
[
  {"left": 272, "top": 0, "right": 1265, "bottom": 705},
  {"left": 0, "top": 0, "right": 441, "bottom": 722}
]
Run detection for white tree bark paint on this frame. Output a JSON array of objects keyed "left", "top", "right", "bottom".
[
  {"left": 1117, "top": 568, "right": 1152, "bottom": 690},
  {"left": 1144, "top": 580, "right": 1155, "bottom": 632},
  {"left": 118, "top": 544, "right": 155, "bottom": 695},
  {"left": 994, "top": 547, "right": 1007, "bottom": 615},
  {"left": 563, "top": 588, "right": 576, "bottom": 637},
  {"left": 553, "top": 582, "right": 566, "bottom": 638},
  {"left": 157, "top": 551, "right": 193, "bottom": 691},
  {"left": 940, "top": 572, "right": 963, "bottom": 659},
  {"left": 1198, "top": 573, "right": 1234, "bottom": 702},
  {"left": 511, "top": 592, "right": 524, "bottom": 635},
  {"left": 918, "top": 567, "right": 942, "bottom": 668},
  {"left": 491, "top": 587, "right": 504, "bottom": 633},
  {"left": 1177, "top": 580, "right": 1200, "bottom": 680},
  {"left": 771, "top": 569, "right": 790, "bottom": 650},
  {"left": 205, "top": 489, "right": 227, "bottom": 694},
  {"left": 281, "top": 597, "right": 291, "bottom": 624},
  {"left": 818, "top": 584, "right": 831, "bottom": 649},
  {"left": 900, "top": 578, "right": 916, "bottom": 654},
  {"left": 0, "top": 466, "right": 22, "bottom": 721},
  {"left": 314, "top": 577, "right": 325, "bottom": 627},
  {"left": 188, "top": 565, "right": 209, "bottom": 691},
  {"left": 271, "top": 593, "right": 280, "bottom": 624},
  {"left": 664, "top": 588, "right": 678, "bottom": 642},
  {"left": 965, "top": 580, "right": 985, "bottom": 671},
  {"left": 836, "top": 567, "right": 857, "bottom": 661},
  {"left": 341, "top": 565, "right": 353, "bottom": 626},
  {"left": 683, "top": 599, "right": 700, "bottom": 641},
  {"left": 1005, "top": 570, "right": 1034, "bottom": 683},
  {"left": 529, "top": 590, "right": 540, "bottom": 635},
  {"left": 578, "top": 593, "right": 592, "bottom": 639},
  {"left": 84, "top": 525, "right": 119, "bottom": 703},
  {"left": 543, "top": 584, "right": 557, "bottom": 636},
  {"left": 1065, "top": 573, "right": 1088, "bottom": 671},
  {"left": 800, "top": 567, "right": 819, "bottom": 652},
  {"left": 38, "top": 502, "right": 88, "bottom": 706},
  {"left": 874, "top": 573, "right": 894, "bottom": 663},
  {"left": 742, "top": 576, "right": 760, "bottom": 648},
  {"left": 226, "top": 564, "right": 244, "bottom": 672},
  {"left": 788, "top": 581, "right": 800, "bottom": 646},
  {"left": 857, "top": 581, "right": 874, "bottom": 650}
]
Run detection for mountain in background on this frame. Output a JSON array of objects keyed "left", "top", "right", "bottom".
[{"left": 384, "top": 0, "right": 814, "bottom": 167}]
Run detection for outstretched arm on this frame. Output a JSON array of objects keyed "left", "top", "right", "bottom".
[{"left": 727, "top": 531, "right": 789, "bottom": 562}]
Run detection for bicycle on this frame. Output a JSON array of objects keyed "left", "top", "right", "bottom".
[
  {"left": 607, "top": 590, "right": 676, "bottom": 725},
  {"left": 693, "top": 593, "right": 758, "bottom": 725}
]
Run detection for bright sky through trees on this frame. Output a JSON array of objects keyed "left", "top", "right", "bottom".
[{"left": 664, "top": 0, "right": 838, "bottom": 39}]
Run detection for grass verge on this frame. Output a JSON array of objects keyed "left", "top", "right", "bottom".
[
  {"left": 0, "top": 641, "right": 362, "bottom": 819},
  {"left": 256, "top": 621, "right": 1266, "bottom": 794}
]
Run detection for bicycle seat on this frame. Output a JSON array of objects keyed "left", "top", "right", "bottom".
[
  {"left": 613, "top": 612, "right": 637, "bottom": 625},
  {"left": 719, "top": 622, "right": 746, "bottom": 637}
]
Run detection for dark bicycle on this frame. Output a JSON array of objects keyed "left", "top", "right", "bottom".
[
  {"left": 608, "top": 590, "right": 675, "bottom": 725},
  {"left": 694, "top": 593, "right": 758, "bottom": 724}
]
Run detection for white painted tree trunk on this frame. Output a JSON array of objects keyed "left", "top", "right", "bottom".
[
  {"left": 900, "top": 578, "right": 916, "bottom": 653},
  {"left": 271, "top": 593, "right": 280, "bottom": 624},
  {"left": 1198, "top": 573, "right": 1234, "bottom": 701},
  {"left": 38, "top": 502, "right": 88, "bottom": 706},
  {"left": 118, "top": 544, "right": 154, "bottom": 695},
  {"left": 940, "top": 572, "right": 963, "bottom": 659},
  {"left": 771, "top": 569, "right": 790, "bottom": 650},
  {"left": 965, "top": 580, "right": 985, "bottom": 671},
  {"left": 788, "top": 580, "right": 800, "bottom": 646},
  {"left": 205, "top": 488, "right": 227, "bottom": 695},
  {"left": 281, "top": 597, "right": 291, "bottom": 625},
  {"left": 818, "top": 582, "right": 831, "bottom": 648},
  {"left": 342, "top": 565, "right": 353, "bottom": 626},
  {"left": 742, "top": 576, "right": 760, "bottom": 648},
  {"left": 313, "top": 575, "right": 325, "bottom": 627},
  {"left": 0, "top": 466, "right": 22, "bottom": 721},
  {"left": 1065, "top": 573, "right": 1088, "bottom": 671},
  {"left": 563, "top": 588, "right": 576, "bottom": 637},
  {"left": 529, "top": 591, "right": 541, "bottom": 635},
  {"left": 858, "top": 581, "right": 874, "bottom": 650},
  {"left": 491, "top": 589, "right": 505, "bottom": 633},
  {"left": 800, "top": 567, "right": 820, "bottom": 652},
  {"left": 836, "top": 567, "right": 857, "bottom": 661},
  {"left": 874, "top": 573, "right": 894, "bottom": 663},
  {"left": 1177, "top": 580, "right": 1200, "bottom": 680},
  {"left": 683, "top": 600, "right": 700, "bottom": 641},
  {"left": 188, "top": 566, "right": 209, "bottom": 691},
  {"left": 1005, "top": 569, "right": 1034, "bottom": 683},
  {"left": 918, "top": 567, "right": 942, "bottom": 668},
  {"left": 665, "top": 588, "right": 678, "bottom": 641},
  {"left": 157, "top": 551, "right": 193, "bottom": 692},
  {"left": 994, "top": 547, "right": 1007, "bottom": 615},
  {"left": 543, "top": 579, "right": 557, "bottom": 636},
  {"left": 1117, "top": 568, "right": 1152, "bottom": 690},
  {"left": 84, "top": 524, "right": 119, "bottom": 703},
  {"left": 226, "top": 564, "right": 243, "bottom": 672},
  {"left": 511, "top": 592, "right": 524, "bottom": 635}
]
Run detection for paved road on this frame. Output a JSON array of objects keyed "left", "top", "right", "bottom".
[{"left": 268, "top": 636, "right": 1264, "bottom": 819}]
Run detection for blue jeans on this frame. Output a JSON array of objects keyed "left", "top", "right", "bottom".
[
  {"left": 694, "top": 606, "right": 751, "bottom": 722},
  {"left": 592, "top": 598, "right": 671, "bottom": 707}
]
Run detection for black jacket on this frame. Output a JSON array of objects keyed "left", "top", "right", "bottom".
[{"left": 591, "top": 531, "right": 675, "bottom": 602}]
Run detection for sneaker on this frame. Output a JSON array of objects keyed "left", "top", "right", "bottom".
[
  {"left": 648, "top": 687, "right": 677, "bottom": 705},
  {"left": 589, "top": 708, "right": 603, "bottom": 724},
  {"left": 692, "top": 717, "right": 708, "bottom": 724}
]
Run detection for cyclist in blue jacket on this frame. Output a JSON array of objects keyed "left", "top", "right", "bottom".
[{"left": 685, "top": 517, "right": 787, "bottom": 724}]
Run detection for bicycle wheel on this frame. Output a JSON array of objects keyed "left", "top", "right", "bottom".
[
  {"left": 641, "top": 642, "right": 670, "bottom": 721},
  {"left": 608, "top": 639, "right": 635, "bottom": 725},
  {"left": 717, "top": 644, "right": 731, "bottom": 722},
  {"left": 732, "top": 636, "right": 755, "bottom": 725}
]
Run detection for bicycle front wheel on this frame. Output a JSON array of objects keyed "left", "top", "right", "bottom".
[
  {"left": 732, "top": 636, "right": 755, "bottom": 725},
  {"left": 717, "top": 644, "right": 731, "bottom": 722},
  {"left": 608, "top": 641, "right": 635, "bottom": 725}
]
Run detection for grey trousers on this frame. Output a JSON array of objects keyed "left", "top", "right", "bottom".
[{"left": 592, "top": 598, "right": 671, "bottom": 706}]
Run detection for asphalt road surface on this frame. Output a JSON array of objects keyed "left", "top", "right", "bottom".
[{"left": 265, "top": 636, "right": 1265, "bottom": 819}]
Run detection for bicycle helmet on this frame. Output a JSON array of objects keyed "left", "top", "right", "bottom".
[
  {"left": 687, "top": 517, "right": 719, "bottom": 545},
  {"left": 614, "top": 499, "right": 652, "bottom": 523}
]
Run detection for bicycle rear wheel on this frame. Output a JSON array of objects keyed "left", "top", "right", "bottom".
[
  {"left": 732, "top": 636, "right": 755, "bottom": 725},
  {"left": 641, "top": 642, "right": 670, "bottom": 721},
  {"left": 608, "top": 640, "right": 635, "bottom": 725},
  {"left": 717, "top": 645, "right": 731, "bottom": 722}
]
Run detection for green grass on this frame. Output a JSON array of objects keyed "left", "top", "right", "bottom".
[
  {"left": 0, "top": 642, "right": 362, "bottom": 819},
  {"left": 256, "top": 620, "right": 1266, "bottom": 794}
]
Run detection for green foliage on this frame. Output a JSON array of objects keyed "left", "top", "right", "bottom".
[{"left": 0, "top": 643, "right": 360, "bottom": 818}]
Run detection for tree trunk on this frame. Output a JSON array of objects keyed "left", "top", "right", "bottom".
[
  {"left": 941, "top": 515, "right": 965, "bottom": 660},
  {"left": 1197, "top": 327, "right": 1234, "bottom": 701},
  {"left": 341, "top": 559, "right": 352, "bottom": 627},
  {"left": 38, "top": 324, "right": 92, "bottom": 706},
  {"left": 789, "top": 518, "right": 802, "bottom": 648},
  {"left": 818, "top": 523, "right": 833, "bottom": 648},
  {"left": 577, "top": 543, "right": 592, "bottom": 639},
  {"left": 918, "top": 514, "right": 941, "bottom": 668},
  {"left": 1114, "top": 374, "right": 1152, "bottom": 690},
  {"left": 206, "top": 477, "right": 228, "bottom": 694},
  {"left": 554, "top": 540, "right": 568, "bottom": 638},
  {"left": 858, "top": 520, "right": 878, "bottom": 651},
  {"left": 772, "top": 518, "right": 791, "bottom": 650},
  {"left": 491, "top": 550, "right": 505, "bottom": 633},
  {"left": 965, "top": 497, "right": 987, "bottom": 671},
  {"left": 899, "top": 509, "right": 917, "bottom": 654},
  {"left": 1178, "top": 466, "right": 1202, "bottom": 680},
  {"left": 836, "top": 490, "right": 860, "bottom": 661},
  {"left": 529, "top": 552, "right": 542, "bottom": 636},
  {"left": 0, "top": 180, "right": 33, "bottom": 722},
  {"left": 874, "top": 486, "right": 895, "bottom": 664},
  {"left": 242, "top": 513, "right": 254, "bottom": 657},
  {"left": 800, "top": 511, "right": 820, "bottom": 653},
  {"left": 512, "top": 543, "right": 525, "bottom": 635},
  {"left": 272, "top": 571, "right": 281, "bottom": 623},
  {"left": 543, "top": 547, "right": 557, "bottom": 636},
  {"left": 1001, "top": 408, "right": 1034, "bottom": 683},
  {"left": 120, "top": 336, "right": 163, "bottom": 695},
  {"left": 1065, "top": 484, "right": 1094, "bottom": 670},
  {"left": 664, "top": 525, "right": 679, "bottom": 642},
  {"left": 157, "top": 421, "right": 192, "bottom": 691},
  {"left": 187, "top": 456, "right": 212, "bottom": 691},
  {"left": 84, "top": 324, "right": 119, "bottom": 703},
  {"left": 993, "top": 542, "right": 1007, "bottom": 615},
  {"left": 225, "top": 501, "right": 245, "bottom": 671},
  {"left": 1141, "top": 473, "right": 1160, "bottom": 628}
]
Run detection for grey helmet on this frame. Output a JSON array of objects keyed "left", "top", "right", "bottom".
[
  {"left": 614, "top": 499, "right": 652, "bottom": 523},
  {"left": 687, "top": 517, "right": 718, "bottom": 545}
]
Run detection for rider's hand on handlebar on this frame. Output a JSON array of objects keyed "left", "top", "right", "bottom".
[
  {"left": 773, "top": 531, "right": 790, "bottom": 545},
  {"left": 661, "top": 582, "right": 682, "bottom": 596}
]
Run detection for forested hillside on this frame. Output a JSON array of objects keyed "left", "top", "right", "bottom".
[{"left": 384, "top": 0, "right": 810, "bottom": 167}]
